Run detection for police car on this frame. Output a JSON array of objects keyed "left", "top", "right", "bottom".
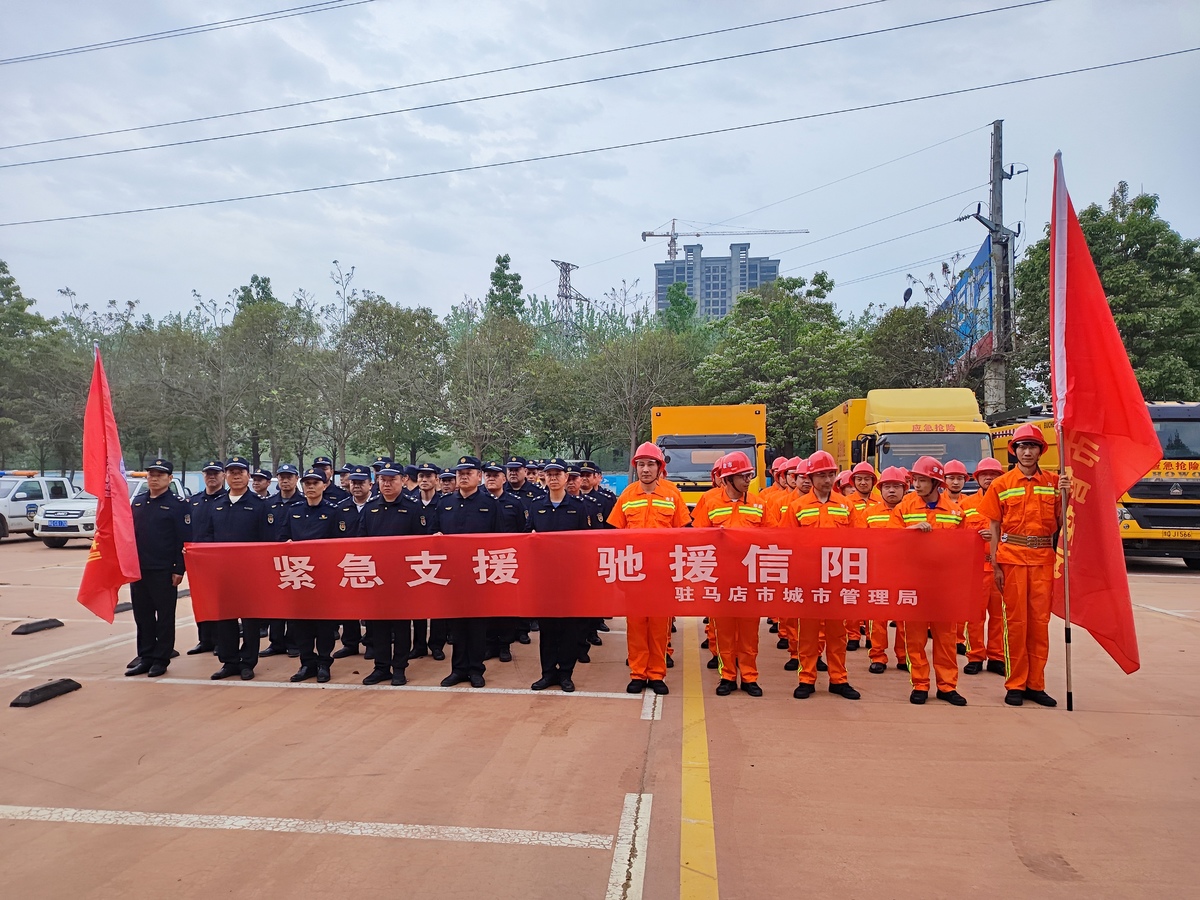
[
  {"left": 0, "top": 471, "right": 79, "bottom": 541},
  {"left": 32, "top": 471, "right": 188, "bottom": 548}
]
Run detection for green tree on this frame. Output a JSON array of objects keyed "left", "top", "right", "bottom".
[
  {"left": 484, "top": 254, "right": 525, "bottom": 318},
  {"left": 659, "top": 281, "right": 698, "bottom": 333},
  {"left": 1014, "top": 182, "right": 1200, "bottom": 400}
]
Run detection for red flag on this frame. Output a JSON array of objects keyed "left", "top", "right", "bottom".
[
  {"left": 1049, "top": 152, "right": 1160, "bottom": 674},
  {"left": 76, "top": 347, "right": 140, "bottom": 622}
]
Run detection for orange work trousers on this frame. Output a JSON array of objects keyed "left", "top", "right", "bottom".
[
  {"left": 905, "top": 621, "right": 959, "bottom": 692},
  {"left": 627, "top": 616, "right": 671, "bottom": 681},
  {"left": 705, "top": 616, "right": 717, "bottom": 656},
  {"left": 998, "top": 563, "right": 1052, "bottom": 692},
  {"left": 798, "top": 619, "right": 847, "bottom": 685},
  {"left": 780, "top": 617, "right": 799, "bottom": 660},
  {"left": 712, "top": 616, "right": 760, "bottom": 683},
  {"left": 965, "top": 571, "right": 1005, "bottom": 663},
  {"left": 847, "top": 619, "right": 866, "bottom": 644},
  {"left": 868, "top": 619, "right": 906, "bottom": 665}
]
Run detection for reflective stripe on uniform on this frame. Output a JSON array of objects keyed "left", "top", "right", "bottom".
[
  {"left": 1032, "top": 486, "right": 1056, "bottom": 497},
  {"left": 622, "top": 499, "right": 649, "bottom": 512},
  {"left": 998, "top": 487, "right": 1025, "bottom": 501},
  {"left": 650, "top": 499, "right": 676, "bottom": 510}
]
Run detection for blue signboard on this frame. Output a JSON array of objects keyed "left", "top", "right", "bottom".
[{"left": 937, "top": 236, "right": 993, "bottom": 364}]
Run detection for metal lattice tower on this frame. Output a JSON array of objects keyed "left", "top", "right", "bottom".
[{"left": 551, "top": 259, "right": 588, "bottom": 322}]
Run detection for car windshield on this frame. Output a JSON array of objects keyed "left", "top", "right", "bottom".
[
  {"left": 0, "top": 477, "right": 16, "bottom": 497},
  {"left": 1155, "top": 420, "right": 1200, "bottom": 460},
  {"left": 663, "top": 443, "right": 757, "bottom": 482},
  {"left": 127, "top": 481, "right": 149, "bottom": 498},
  {"left": 878, "top": 432, "right": 993, "bottom": 474}
]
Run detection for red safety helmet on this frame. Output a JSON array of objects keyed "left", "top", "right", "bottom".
[
  {"left": 910, "top": 455, "right": 945, "bottom": 484},
  {"left": 807, "top": 450, "right": 838, "bottom": 475},
  {"left": 793, "top": 457, "right": 809, "bottom": 477},
  {"left": 851, "top": 461, "right": 878, "bottom": 483},
  {"left": 711, "top": 454, "right": 727, "bottom": 478},
  {"left": 974, "top": 457, "right": 1004, "bottom": 477},
  {"left": 943, "top": 459, "right": 968, "bottom": 477},
  {"left": 836, "top": 471, "right": 854, "bottom": 491},
  {"left": 1008, "top": 423, "right": 1048, "bottom": 456},
  {"left": 770, "top": 456, "right": 788, "bottom": 474},
  {"left": 878, "top": 466, "right": 907, "bottom": 485},
  {"left": 633, "top": 442, "right": 666, "bottom": 470},
  {"left": 719, "top": 451, "right": 755, "bottom": 479}
]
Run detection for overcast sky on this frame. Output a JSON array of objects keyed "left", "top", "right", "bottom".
[{"left": 2, "top": 0, "right": 1197, "bottom": 325}]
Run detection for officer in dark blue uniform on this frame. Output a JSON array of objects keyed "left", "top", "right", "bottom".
[
  {"left": 125, "top": 458, "right": 189, "bottom": 677},
  {"left": 437, "top": 456, "right": 501, "bottom": 688},
  {"left": 251, "top": 467, "right": 273, "bottom": 500},
  {"left": 505, "top": 456, "right": 545, "bottom": 503},
  {"left": 185, "top": 458, "right": 227, "bottom": 655},
  {"left": 283, "top": 468, "right": 349, "bottom": 683},
  {"left": 403, "top": 465, "right": 421, "bottom": 499},
  {"left": 483, "top": 460, "right": 531, "bottom": 662},
  {"left": 206, "top": 456, "right": 267, "bottom": 680},
  {"left": 528, "top": 458, "right": 595, "bottom": 692},
  {"left": 579, "top": 461, "right": 615, "bottom": 524},
  {"left": 411, "top": 461, "right": 444, "bottom": 659},
  {"left": 313, "top": 456, "right": 349, "bottom": 504},
  {"left": 357, "top": 460, "right": 429, "bottom": 686},
  {"left": 438, "top": 470, "right": 456, "bottom": 495},
  {"left": 260, "top": 463, "right": 303, "bottom": 658},
  {"left": 370, "top": 456, "right": 392, "bottom": 497},
  {"left": 332, "top": 465, "right": 372, "bottom": 659}
]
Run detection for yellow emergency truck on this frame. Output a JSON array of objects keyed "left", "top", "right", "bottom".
[
  {"left": 651, "top": 404, "right": 767, "bottom": 507},
  {"left": 989, "top": 402, "right": 1200, "bottom": 569},
  {"left": 815, "top": 388, "right": 993, "bottom": 490}
]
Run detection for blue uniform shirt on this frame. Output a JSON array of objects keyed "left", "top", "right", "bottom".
[
  {"left": 205, "top": 491, "right": 266, "bottom": 543},
  {"left": 281, "top": 498, "right": 347, "bottom": 542},
  {"left": 132, "top": 490, "right": 190, "bottom": 574},
  {"left": 435, "top": 488, "right": 502, "bottom": 535}
]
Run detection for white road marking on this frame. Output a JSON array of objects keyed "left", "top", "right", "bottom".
[
  {"left": 605, "top": 793, "right": 652, "bottom": 900},
  {"left": 0, "top": 615, "right": 120, "bottom": 622},
  {"left": 1134, "top": 604, "right": 1196, "bottom": 620},
  {"left": 0, "top": 804, "right": 612, "bottom": 849},
  {"left": 0, "top": 615, "right": 194, "bottom": 677},
  {"left": 639, "top": 692, "right": 663, "bottom": 720}
]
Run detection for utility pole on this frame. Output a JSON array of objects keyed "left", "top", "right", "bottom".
[{"left": 973, "top": 120, "right": 1019, "bottom": 416}]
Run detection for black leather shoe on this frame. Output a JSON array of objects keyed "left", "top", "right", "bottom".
[
  {"left": 829, "top": 682, "right": 861, "bottom": 700},
  {"left": 776, "top": 638, "right": 789, "bottom": 650},
  {"left": 665, "top": 655, "right": 674, "bottom": 669},
  {"left": 258, "top": 626, "right": 269, "bottom": 638},
  {"left": 408, "top": 648, "right": 427, "bottom": 660},
  {"left": 363, "top": 647, "right": 375, "bottom": 660},
  {"left": 259, "top": 646, "right": 285, "bottom": 658},
  {"left": 316, "top": 666, "right": 331, "bottom": 683},
  {"left": 498, "top": 647, "right": 513, "bottom": 663},
  {"left": 531, "top": 674, "right": 559, "bottom": 691},
  {"left": 125, "top": 662, "right": 152, "bottom": 676},
  {"left": 1023, "top": 689, "right": 1057, "bottom": 707},
  {"left": 211, "top": 664, "right": 240, "bottom": 680},
  {"left": 626, "top": 679, "right": 646, "bottom": 694},
  {"left": 559, "top": 677, "right": 575, "bottom": 693},
  {"left": 816, "top": 656, "right": 828, "bottom": 672},
  {"left": 769, "top": 622, "right": 779, "bottom": 633},
  {"left": 864, "top": 638, "right": 872, "bottom": 649},
  {"left": 869, "top": 662, "right": 887, "bottom": 674},
  {"left": 362, "top": 669, "right": 390, "bottom": 685},
  {"left": 715, "top": 678, "right": 736, "bottom": 696},
  {"left": 596, "top": 621, "right": 609, "bottom": 632},
  {"left": 987, "top": 659, "right": 1006, "bottom": 676},
  {"left": 937, "top": 689, "right": 968, "bottom": 706},
  {"left": 240, "top": 667, "right": 255, "bottom": 681},
  {"left": 963, "top": 660, "right": 983, "bottom": 675},
  {"left": 793, "top": 683, "right": 815, "bottom": 699},
  {"left": 529, "top": 620, "right": 541, "bottom": 632},
  {"left": 740, "top": 681, "right": 763, "bottom": 697},
  {"left": 186, "top": 643, "right": 214, "bottom": 655},
  {"left": 846, "top": 639, "right": 860, "bottom": 652},
  {"left": 706, "top": 656, "right": 719, "bottom": 669},
  {"left": 431, "top": 648, "right": 446, "bottom": 661},
  {"left": 577, "top": 650, "right": 591, "bottom": 664},
  {"left": 169, "top": 649, "right": 180, "bottom": 659},
  {"left": 127, "top": 656, "right": 142, "bottom": 668},
  {"left": 910, "top": 689, "right": 928, "bottom": 705},
  {"left": 332, "top": 646, "right": 359, "bottom": 659},
  {"left": 671, "top": 622, "right": 677, "bottom": 633},
  {"left": 896, "top": 661, "right": 909, "bottom": 671},
  {"left": 290, "top": 666, "right": 316, "bottom": 682},
  {"left": 587, "top": 633, "right": 603, "bottom": 646},
  {"left": 390, "top": 672, "right": 407, "bottom": 686},
  {"left": 1004, "top": 688, "right": 1024, "bottom": 706},
  {"left": 147, "top": 663, "right": 168, "bottom": 677},
  {"left": 516, "top": 633, "right": 532, "bottom": 645},
  {"left": 700, "top": 638, "right": 709, "bottom": 650},
  {"left": 956, "top": 642, "right": 967, "bottom": 656},
  {"left": 784, "top": 658, "right": 799, "bottom": 671},
  {"left": 441, "top": 672, "right": 468, "bottom": 687},
  {"left": 648, "top": 679, "right": 669, "bottom": 695},
  {"left": 469, "top": 674, "right": 485, "bottom": 688},
  {"left": 287, "top": 648, "right": 301, "bottom": 658}
]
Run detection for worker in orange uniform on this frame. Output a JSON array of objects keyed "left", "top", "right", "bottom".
[
  {"left": 844, "top": 461, "right": 880, "bottom": 651},
  {"left": 942, "top": 459, "right": 971, "bottom": 654},
  {"left": 765, "top": 456, "right": 805, "bottom": 670},
  {"left": 606, "top": 442, "right": 690, "bottom": 696},
  {"left": 780, "top": 450, "right": 863, "bottom": 701},
  {"left": 691, "top": 456, "right": 727, "bottom": 671},
  {"left": 977, "top": 424, "right": 1068, "bottom": 707},
  {"left": 693, "top": 451, "right": 766, "bottom": 697},
  {"left": 865, "top": 467, "right": 908, "bottom": 675},
  {"left": 890, "top": 456, "right": 968, "bottom": 706},
  {"left": 960, "top": 458, "right": 1005, "bottom": 676},
  {"left": 835, "top": 470, "right": 854, "bottom": 496}
]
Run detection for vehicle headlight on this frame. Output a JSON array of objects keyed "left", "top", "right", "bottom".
[{"left": 1117, "top": 507, "right": 1134, "bottom": 522}]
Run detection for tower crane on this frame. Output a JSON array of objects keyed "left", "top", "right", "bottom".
[{"left": 640, "top": 218, "right": 809, "bottom": 261}]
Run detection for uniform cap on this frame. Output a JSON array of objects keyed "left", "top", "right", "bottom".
[
  {"left": 878, "top": 466, "right": 908, "bottom": 485},
  {"left": 566, "top": 463, "right": 582, "bottom": 476},
  {"left": 147, "top": 458, "right": 173, "bottom": 475},
  {"left": 202, "top": 459, "right": 225, "bottom": 472},
  {"left": 300, "top": 467, "right": 329, "bottom": 483},
  {"left": 276, "top": 463, "right": 299, "bottom": 476},
  {"left": 543, "top": 458, "right": 568, "bottom": 471},
  {"left": 1008, "top": 422, "right": 1049, "bottom": 455},
  {"left": 348, "top": 465, "right": 372, "bottom": 481},
  {"left": 974, "top": 457, "right": 1004, "bottom": 477},
  {"left": 526, "top": 460, "right": 543, "bottom": 471},
  {"left": 807, "top": 451, "right": 838, "bottom": 475},
  {"left": 911, "top": 456, "right": 945, "bottom": 484},
  {"left": 371, "top": 455, "right": 393, "bottom": 469},
  {"left": 454, "top": 455, "right": 483, "bottom": 471},
  {"left": 482, "top": 460, "right": 506, "bottom": 474},
  {"left": 943, "top": 459, "right": 969, "bottom": 477},
  {"left": 505, "top": 456, "right": 528, "bottom": 469},
  {"left": 312, "top": 456, "right": 334, "bottom": 467},
  {"left": 414, "top": 462, "right": 441, "bottom": 475},
  {"left": 376, "top": 460, "right": 404, "bottom": 476},
  {"left": 438, "top": 470, "right": 456, "bottom": 481},
  {"left": 225, "top": 456, "right": 251, "bottom": 471},
  {"left": 252, "top": 468, "right": 272, "bottom": 480},
  {"left": 579, "top": 460, "right": 600, "bottom": 475}
]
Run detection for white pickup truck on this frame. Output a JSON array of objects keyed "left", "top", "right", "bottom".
[
  {"left": 0, "top": 471, "right": 78, "bottom": 541},
  {"left": 32, "top": 472, "right": 189, "bottom": 548}
]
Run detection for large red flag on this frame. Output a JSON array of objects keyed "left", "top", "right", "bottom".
[
  {"left": 76, "top": 347, "right": 140, "bottom": 622},
  {"left": 1049, "top": 152, "right": 1160, "bottom": 674}
]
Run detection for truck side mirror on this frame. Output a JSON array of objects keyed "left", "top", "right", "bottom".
[
  {"left": 14, "top": 491, "right": 27, "bottom": 500},
  {"left": 850, "top": 442, "right": 862, "bottom": 464}
]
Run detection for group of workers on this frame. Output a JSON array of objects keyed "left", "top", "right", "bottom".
[{"left": 124, "top": 421, "right": 1067, "bottom": 709}]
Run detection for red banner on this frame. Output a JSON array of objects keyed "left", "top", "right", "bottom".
[{"left": 185, "top": 528, "right": 985, "bottom": 622}]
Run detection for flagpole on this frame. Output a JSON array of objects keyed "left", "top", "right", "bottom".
[
  {"left": 1051, "top": 151, "right": 1074, "bottom": 712},
  {"left": 1056, "top": 421, "right": 1074, "bottom": 712}
]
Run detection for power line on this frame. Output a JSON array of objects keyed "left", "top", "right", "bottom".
[
  {"left": 3, "top": 46, "right": 1196, "bottom": 229},
  {"left": 784, "top": 220, "right": 961, "bottom": 272},
  {"left": 835, "top": 245, "right": 979, "bottom": 287},
  {"left": 1, "top": 1, "right": 1054, "bottom": 170},
  {"left": 0, "top": 0, "right": 380, "bottom": 67},
  {"left": 2, "top": 0, "right": 898, "bottom": 151}
]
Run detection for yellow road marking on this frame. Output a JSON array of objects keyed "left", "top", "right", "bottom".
[{"left": 680, "top": 618, "right": 719, "bottom": 898}]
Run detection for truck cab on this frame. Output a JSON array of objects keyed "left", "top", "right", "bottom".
[
  {"left": 651, "top": 405, "right": 767, "bottom": 508},
  {"left": 0, "top": 471, "right": 78, "bottom": 540}
]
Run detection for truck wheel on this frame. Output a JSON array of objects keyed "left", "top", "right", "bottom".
[
  {"left": 1185, "top": 558, "right": 1200, "bottom": 571},
  {"left": 41, "top": 537, "right": 69, "bottom": 549}
]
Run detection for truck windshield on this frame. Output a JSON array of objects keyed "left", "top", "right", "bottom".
[
  {"left": 1155, "top": 420, "right": 1200, "bottom": 459},
  {"left": 878, "top": 432, "right": 992, "bottom": 473},
  {"left": 664, "top": 443, "right": 756, "bottom": 482}
]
